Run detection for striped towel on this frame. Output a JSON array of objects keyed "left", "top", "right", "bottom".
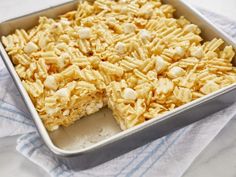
[{"left": 1, "top": 6, "right": 236, "bottom": 177}]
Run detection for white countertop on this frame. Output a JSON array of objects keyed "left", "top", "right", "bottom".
[{"left": 0, "top": 0, "right": 236, "bottom": 177}]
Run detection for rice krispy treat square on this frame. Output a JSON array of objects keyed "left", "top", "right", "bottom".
[{"left": 2, "top": 0, "right": 236, "bottom": 131}]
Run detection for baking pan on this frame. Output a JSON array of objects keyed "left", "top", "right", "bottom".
[{"left": 0, "top": 0, "right": 236, "bottom": 170}]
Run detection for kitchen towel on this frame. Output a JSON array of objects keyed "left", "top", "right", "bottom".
[{"left": 0, "top": 1, "right": 236, "bottom": 177}]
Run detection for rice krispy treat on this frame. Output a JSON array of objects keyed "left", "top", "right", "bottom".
[{"left": 2, "top": 0, "right": 236, "bottom": 131}]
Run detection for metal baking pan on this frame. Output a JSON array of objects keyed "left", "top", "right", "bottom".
[{"left": 0, "top": 0, "right": 236, "bottom": 170}]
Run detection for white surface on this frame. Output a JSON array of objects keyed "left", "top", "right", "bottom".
[
  {"left": 0, "top": 0, "right": 236, "bottom": 177},
  {"left": 0, "top": 136, "right": 48, "bottom": 177},
  {"left": 183, "top": 118, "right": 236, "bottom": 177},
  {"left": 184, "top": 0, "right": 236, "bottom": 21}
]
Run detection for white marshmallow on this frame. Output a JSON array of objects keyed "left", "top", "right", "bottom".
[
  {"left": 78, "top": 27, "right": 92, "bottom": 39},
  {"left": 139, "top": 4, "right": 153, "bottom": 19},
  {"left": 63, "top": 109, "right": 70, "bottom": 116},
  {"left": 122, "top": 23, "right": 136, "bottom": 34},
  {"left": 48, "top": 125, "right": 59, "bottom": 131},
  {"left": 44, "top": 75, "right": 58, "bottom": 90},
  {"left": 184, "top": 24, "right": 198, "bottom": 33},
  {"left": 85, "top": 101, "right": 103, "bottom": 115},
  {"left": 57, "top": 57, "right": 66, "bottom": 70},
  {"left": 155, "top": 56, "right": 169, "bottom": 73},
  {"left": 175, "top": 46, "right": 185, "bottom": 57},
  {"left": 168, "top": 66, "right": 186, "bottom": 79},
  {"left": 60, "top": 52, "right": 71, "bottom": 59},
  {"left": 56, "top": 88, "right": 70, "bottom": 100},
  {"left": 140, "top": 29, "right": 152, "bottom": 40},
  {"left": 60, "top": 18, "right": 71, "bottom": 26},
  {"left": 96, "top": 102, "right": 104, "bottom": 109},
  {"left": 24, "top": 42, "right": 39, "bottom": 53},
  {"left": 86, "top": 105, "right": 95, "bottom": 115},
  {"left": 46, "top": 107, "right": 59, "bottom": 116},
  {"left": 115, "top": 42, "right": 126, "bottom": 54},
  {"left": 147, "top": 70, "right": 157, "bottom": 80},
  {"left": 190, "top": 46, "right": 204, "bottom": 58},
  {"left": 123, "top": 88, "right": 137, "bottom": 100},
  {"left": 200, "top": 81, "right": 220, "bottom": 95},
  {"left": 38, "top": 37, "right": 48, "bottom": 49},
  {"left": 119, "top": 0, "right": 127, "bottom": 3},
  {"left": 51, "top": 23, "right": 63, "bottom": 34}
]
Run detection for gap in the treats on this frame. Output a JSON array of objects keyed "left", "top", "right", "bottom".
[{"left": 49, "top": 107, "right": 121, "bottom": 150}]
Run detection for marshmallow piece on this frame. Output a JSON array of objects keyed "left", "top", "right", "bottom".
[
  {"left": 175, "top": 46, "right": 185, "bottom": 57},
  {"left": 200, "top": 81, "right": 220, "bottom": 95},
  {"left": 60, "top": 52, "right": 71, "bottom": 59},
  {"left": 140, "top": 29, "right": 152, "bottom": 41},
  {"left": 78, "top": 27, "right": 92, "bottom": 39},
  {"left": 46, "top": 107, "right": 60, "bottom": 116},
  {"left": 168, "top": 66, "right": 186, "bottom": 79},
  {"left": 155, "top": 56, "right": 169, "bottom": 73},
  {"left": 38, "top": 37, "right": 48, "bottom": 49},
  {"left": 44, "top": 75, "right": 58, "bottom": 90},
  {"left": 122, "top": 23, "right": 136, "bottom": 34},
  {"left": 139, "top": 4, "right": 153, "bottom": 19},
  {"left": 63, "top": 109, "right": 70, "bottom": 116},
  {"left": 48, "top": 125, "right": 59, "bottom": 131},
  {"left": 51, "top": 23, "right": 63, "bottom": 34},
  {"left": 190, "top": 46, "right": 204, "bottom": 58},
  {"left": 24, "top": 42, "right": 39, "bottom": 53},
  {"left": 156, "top": 78, "right": 174, "bottom": 94},
  {"left": 60, "top": 18, "right": 71, "bottom": 26},
  {"left": 119, "top": 0, "right": 127, "bottom": 3},
  {"left": 56, "top": 88, "right": 70, "bottom": 101},
  {"left": 115, "top": 42, "right": 126, "bottom": 54},
  {"left": 174, "top": 87, "right": 192, "bottom": 103},
  {"left": 57, "top": 57, "right": 66, "bottom": 70},
  {"left": 147, "top": 70, "right": 157, "bottom": 80},
  {"left": 123, "top": 88, "right": 137, "bottom": 100},
  {"left": 96, "top": 101, "right": 104, "bottom": 109},
  {"left": 86, "top": 104, "right": 96, "bottom": 115},
  {"left": 184, "top": 24, "right": 198, "bottom": 33},
  {"left": 85, "top": 101, "right": 103, "bottom": 115}
]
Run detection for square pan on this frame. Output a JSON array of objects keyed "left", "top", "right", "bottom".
[{"left": 0, "top": 0, "right": 236, "bottom": 169}]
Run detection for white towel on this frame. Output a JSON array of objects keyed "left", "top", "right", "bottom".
[{"left": 0, "top": 3, "right": 236, "bottom": 177}]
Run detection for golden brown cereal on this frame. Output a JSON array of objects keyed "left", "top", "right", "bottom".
[{"left": 1, "top": 0, "right": 236, "bottom": 131}]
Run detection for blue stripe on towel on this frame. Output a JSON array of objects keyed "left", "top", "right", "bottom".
[
  {"left": 19, "top": 134, "right": 41, "bottom": 153},
  {"left": 0, "top": 100, "right": 29, "bottom": 118},
  {"left": 53, "top": 161, "right": 73, "bottom": 177},
  {"left": 50, "top": 164, "right": 62, "bottom": 174},
  {"left": 126, "top": 128, "right": 187, "bottom": 177},
  {"left": 0, "top": 104, "right": 29, "bottom": 118},
  {"left": 0, "top": 68, "right": 10, "bottom": 79},
  {"left": 123, "top": 138, "right": 167, "bottom": 177},
  {"left": 0, "top": 100, "right": 33, "bottom": 127},
  {"left": 0, "top": 107, "right": 31, "bottom": 123},
  {"left": 0, "top": 114, "right": 34, "bottom": 127},
  {"left": 19, "top": 135, "right": 74, "bottom": 177},
  {"left": 114, "top": 144, "right": 151, "bottom": 177},
  {"left": 53, "top": 166, "right": 64, "bottom": 177},
  {"left": 139, "top": 127, "right": 189, "bottom": 177},
  {"left": 28, "top": 143, "right": 44, "bottom": 157}
]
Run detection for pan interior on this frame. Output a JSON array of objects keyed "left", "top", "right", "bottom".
[{"left": 49, "top": 107, "right": 121, "bottom": 150}]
